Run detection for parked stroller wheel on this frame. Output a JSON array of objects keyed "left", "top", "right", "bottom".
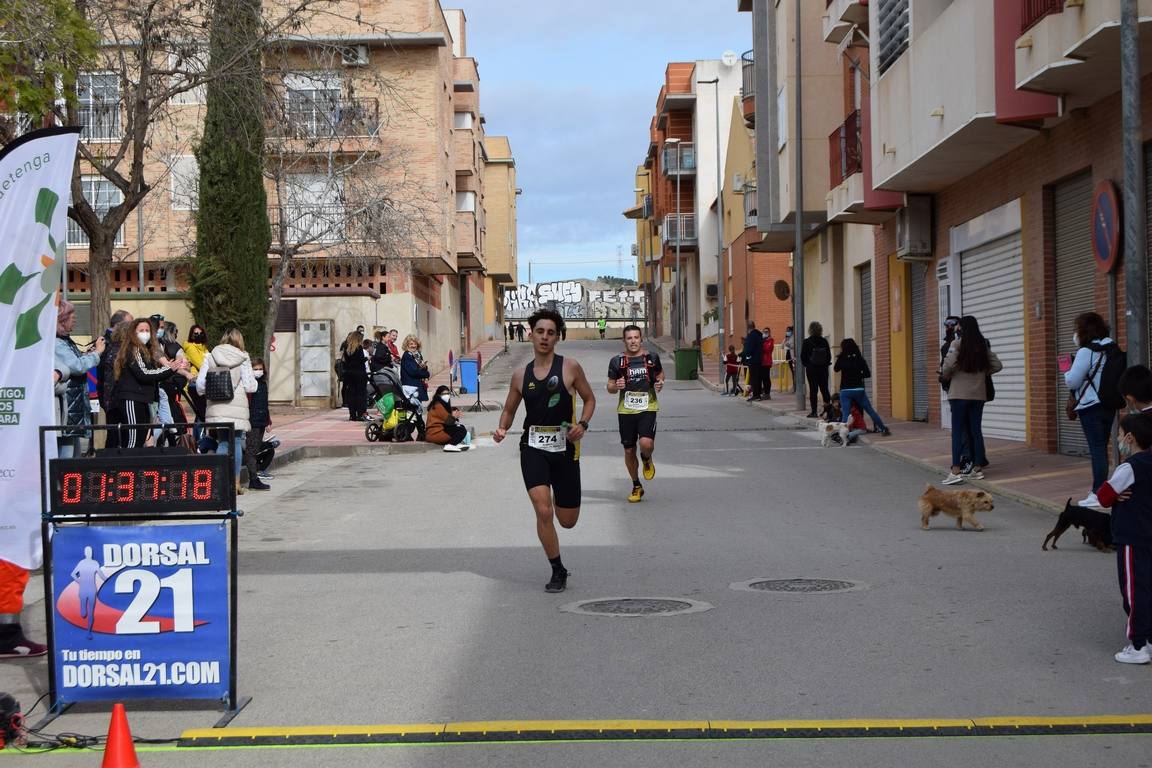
[
  {"left": 365, "top": 422, "right": 381, "bottom": 442},
  {"left": 394, "top": 421, "right": 414, "bottom": 442}
]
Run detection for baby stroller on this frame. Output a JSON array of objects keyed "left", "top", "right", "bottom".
[{"left": 365, "top": 367, "right": 425, "bottom": 442}]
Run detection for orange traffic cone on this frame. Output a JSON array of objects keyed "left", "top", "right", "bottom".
[{"left": 101, "top": 703, "right": 140, "bottom": 768}]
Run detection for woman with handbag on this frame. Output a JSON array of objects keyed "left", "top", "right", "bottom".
[
  {"left": 799, "top": 321, "right": 833, "bottom": 417},
  {"left": 1065, "top": 312, "right": 1118, "bottom": 508},
  {"left": 111, "top": 318, "right": 186, "bottom": 448},
  {"left": 400, "top": 334, "right": 430, "bottom": 415},
  {"left": 940, "top": 315, "right": 1002, "bottom": 485},
  {"left": 425, "top": 385, "right": 471, "bottom": 452},
  {"left": 195, "top": 328, "right": 265, "bottom": 493}
]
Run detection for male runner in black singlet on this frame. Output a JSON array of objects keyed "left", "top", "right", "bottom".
[
  {"left": 607, "top": 325, "right": 664, "bottom": 502},
  {"left": 494, "top": 309, "right": 596, "bottom": 593}
]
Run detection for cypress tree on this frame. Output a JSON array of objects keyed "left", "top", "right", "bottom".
[{"left": 190, "top": 0, "right": 270, "bottom": 350}]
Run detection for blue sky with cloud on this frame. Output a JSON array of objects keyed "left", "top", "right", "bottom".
[{"left": 449, "top": 2, "right": 752, "bottom": 285}]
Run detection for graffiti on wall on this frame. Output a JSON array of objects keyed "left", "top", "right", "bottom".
[{"left": 504, "top": 281, "right": 647, "bottom": 320}]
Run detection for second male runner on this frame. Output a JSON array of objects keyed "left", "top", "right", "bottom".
[{"left": 607, "top": 325, "right": 664, "bottom": 503}]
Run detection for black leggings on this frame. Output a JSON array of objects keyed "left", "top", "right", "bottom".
[{"left": 806, "top": 367, "right": 830, "bottom": 414}]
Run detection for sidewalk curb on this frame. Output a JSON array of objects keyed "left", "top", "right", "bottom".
[{"left": 271, "top": 441, "right": 438, "bottom": 473}]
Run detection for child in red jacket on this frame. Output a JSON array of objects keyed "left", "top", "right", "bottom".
[{"left": 724, "top": 346, "right": 743, "bottom": 397}]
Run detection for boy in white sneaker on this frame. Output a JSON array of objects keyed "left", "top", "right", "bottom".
[{"left": 1094, "top": 412, "right": 1152, "bottom": 664}]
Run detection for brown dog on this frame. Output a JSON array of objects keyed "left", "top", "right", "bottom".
[
  {"left": 1042, "top": 498, "right": 1113, "bottom": 552},
  {"left": 919, "top": 484, "right": 994, "bottom": 531}
]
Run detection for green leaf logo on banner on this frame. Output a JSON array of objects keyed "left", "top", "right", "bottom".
[
  {"left": 15, "top": 294, "right": 52, "bottom": 349},
  {"left": 0, "top": 264, "right": 38, "bottom": 306}
]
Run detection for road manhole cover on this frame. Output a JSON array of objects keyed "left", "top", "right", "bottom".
[
  {"left": 560, "top": 597, "right": 713, "bottom": 617},
  {"left": 730, "top": 578, "right": 866, "bottom": 594}
]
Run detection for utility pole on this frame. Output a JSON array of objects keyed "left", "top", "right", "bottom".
[
  {"left": 698, "top": 76, "right": 726, "bottom": 388},
  {"left": 793, "top": 0, "right": 806, "bottom": 412},
  {"left": 1122, "top": 0, "right": 1147, "bottom": 366}
]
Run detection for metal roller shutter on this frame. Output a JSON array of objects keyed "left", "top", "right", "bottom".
[
  {"left": 1054, "top": 172, "right": 1094, "bottom": 456},
  {"left": 859, "top": 263, "right": 873, "bottom": 397},
  {"left": 910, "top": 262, "right": 928, "bottom": 420},
  {"left": 960, "top": 234, "right": 1026, "bottom": 441}
]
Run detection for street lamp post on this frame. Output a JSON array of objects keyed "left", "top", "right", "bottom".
[
  {"left": 698, "top": 76, "right": 725, "bottom": 389},
  {"left": 666, "top": 137, "right": 682, "bottom": 348}
]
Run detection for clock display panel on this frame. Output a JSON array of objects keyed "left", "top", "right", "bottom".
[{"left": 49, "top": 455, "right": 233, "bottom": 514}]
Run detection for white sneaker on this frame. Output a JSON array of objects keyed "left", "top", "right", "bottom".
[
  {"left": 1114, "top": 644, "right": 1151, "bottom": 664},
  {"left": 443, "top": 444, "right": 463, "bottom": 452},
  {"left": 1078, "top": 493, "right": 1104, "bottom": 509},
  {"left": 942, "top": 473, "right": 965, "bottom": 485},
  {"left": 965, "top": 470, "right": 985, "bottom": 480}
]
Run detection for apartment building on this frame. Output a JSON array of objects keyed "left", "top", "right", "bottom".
[
  {"left": 482, "top": 135, "right": 519, "bottom": 340},
  {"left": 47, "top": 1, "right": 511, "bottom": 405},
  {"left": 631, "top": 60, "right": 741, "bottom": 350}
]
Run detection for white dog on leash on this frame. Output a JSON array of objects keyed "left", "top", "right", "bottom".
[{"left": 818, "top": 420, "right": 850, "bottom": 448}]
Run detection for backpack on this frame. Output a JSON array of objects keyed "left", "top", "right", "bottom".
[
  {"left": 808, "top": 342, "right": 831, "bottom": 367},
  {"left": 1087, "top": 341, "right": 1127, "bottom": 410},
  {"left": 617, "top": 354, "right": 657, "bottom": 386}
]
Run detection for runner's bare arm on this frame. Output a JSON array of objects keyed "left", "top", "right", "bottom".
[
  {"left": 493, "top": 371, "right": 523, "bottom": 444},
  {"left": 566, "top": 359, "right": 596, "bottom": 441}
]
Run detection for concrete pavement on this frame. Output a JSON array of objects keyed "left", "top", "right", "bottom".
[{"left": 2, "top": 338, "right": 1149, "bottom": 767}]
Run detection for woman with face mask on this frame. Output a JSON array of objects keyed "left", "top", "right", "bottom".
[
  {"left": 184, "top": 325, "right": 210, "bottom": 435},
  {"left": 111, "top": 318, "right": 188, "bottom": 448},
  {"left": 1066, "top": 311, "right": 1120, "bottom": 508},
  {"left": 425, "top": 385, "right": 471, "bottom": 452}
]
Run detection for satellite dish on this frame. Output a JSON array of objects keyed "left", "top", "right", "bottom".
[{"left": 721, "top": 50, "right": 738, "bottom": 67}]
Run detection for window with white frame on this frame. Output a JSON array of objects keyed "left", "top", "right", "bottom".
[
  {"left": 169, "top": 155, "right": 199, "bottom": 210},
  {"left": 455, "top": 191, "right": 476, "bottom": 213},
  {"left": 282, "top": 173, "right": 345, "bottom": 243},
  {"left": 776, "top": 87, "right": 787, "bottom": 151},
  {"left": 169, "top": 48, "right": 207, "bottom": 105},
  {"left": 453, "top": 111, "right": 474, "bottom": 129},
  {"left": 68, "top": 176, "right": 124, "bottom": 247},
  {"left": 77, "top": 72, "right": 121, "bottom": 141},
  {"left": 284, "top": 73, "right": 341, "bottom": 138}
]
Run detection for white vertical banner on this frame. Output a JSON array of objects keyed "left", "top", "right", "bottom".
[{"left": 0, "top": 128, "right": 81, "bottom": 569}]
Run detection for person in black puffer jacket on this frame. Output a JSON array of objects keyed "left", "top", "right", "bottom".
[
  {"left": 246, "top": 357, "right": 271, "bottom": 484},
  {"left": 834, "top": 337, "right": 890, "bottom": 436}
]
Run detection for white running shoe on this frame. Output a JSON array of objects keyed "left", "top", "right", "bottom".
[
  {"left": 1114, "top": 644, "right": 1151, "bottom": 664},
  {"left": 942, "top": 473, "right": 965, "bottom": 485},
  {"left": 443, "top": 444, "right": 463, "bottom": 452},
  {"left": 1078, "top": 493, "right": 1104, "bottom": 510}
]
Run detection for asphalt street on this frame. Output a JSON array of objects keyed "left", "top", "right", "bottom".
[{"left": 3, "top": 339, "right": 1151, "bottom": 767}]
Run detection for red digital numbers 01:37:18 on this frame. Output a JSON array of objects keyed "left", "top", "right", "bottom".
[{"left": 59, "top": 470, "right": 216, "bottom": 505}]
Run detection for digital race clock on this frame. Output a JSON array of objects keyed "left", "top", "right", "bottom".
[{"left": 49, "top": 454, "right": 234, "bottom": 515}]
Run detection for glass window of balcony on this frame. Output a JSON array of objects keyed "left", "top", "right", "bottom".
[
  {"left": 77, "top": 72, "right": 121, "bottom": 141},
  {"left": 661, "top": 143, "right": 696, "bottom": 175},
  {"left": 454, "top": 111, "right": 474, "bottom": 129},
  {"left": 280, "top": 173, "right": 345, "bottom": 244},
  {"left": 169, "top": 48, "right": 207, "bottom": 105},
  {"left": 169, "top": 155, "right": 199, "bottom": 211}
]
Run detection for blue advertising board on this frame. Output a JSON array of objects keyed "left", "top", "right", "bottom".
[
  {"left": 459, "top": 357, "right": 479, "bottom": 394},
  {"left": 49, "top": 524, "right": 230, "bottom": 703}
]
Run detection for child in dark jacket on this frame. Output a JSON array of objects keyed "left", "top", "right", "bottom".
[
  {"left": 724, "top": 346, "right": 743, "bottom": 396},
  {"left": 1095, "top": 412, "right": 1152, "bottom": 664}
]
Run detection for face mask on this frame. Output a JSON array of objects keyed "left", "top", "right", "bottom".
[
  {"left": 440, "top": 394, "right": 450, "bottom": 403},
  {"left": 785, "top": 331, "right": 792, "bottom": 337},
  {"left": 254, "top": 370, "right": 264, "bottom": 379},
  {"left": 1118, "top": 434, "right": 1134, "bottom": 459},
  {"left": 1072, "top": 332, "right": 1080, "bottom": 347},
  {"left": 136, "top": 331, "right": 151, "bottom": 345},
  {"left": 157, "top": 328, "right": 165, "bottom": 339}
]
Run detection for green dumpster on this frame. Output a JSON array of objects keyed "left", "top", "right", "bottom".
[{"left": 674, "top": 348, "right": 697, "bottom": 380}]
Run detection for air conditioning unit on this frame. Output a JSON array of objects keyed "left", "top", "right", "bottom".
[
  {"left": 705, "top": 283, "right": 719, "bottom": 299},
  {"left": 340, "top": 44, "right": 369, "bottom": 67},
  {"left": 896, "top": 194, "right": 933, "bottom": 261},
  {"left": 732, "top": 172, "right": 744, "bottom": 194}
]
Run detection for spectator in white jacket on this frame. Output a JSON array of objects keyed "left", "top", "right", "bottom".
[
  {"left": 195, "top": 328, "right": 265, "bottom": 493},
  {"left": 1065, "top": 311, "right": 1119, "bottom": 508}
]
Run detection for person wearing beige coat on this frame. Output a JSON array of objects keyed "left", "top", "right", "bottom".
[
  {"left": 194, "top": 328, "right": 265, "bottom": 492},
  {"left": 939, "top": 315, "right": 1003, "bottom": 485}
]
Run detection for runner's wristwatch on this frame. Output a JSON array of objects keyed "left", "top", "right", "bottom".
[{"left": 578, "top": 420, "right": 590, "bottom": 430}]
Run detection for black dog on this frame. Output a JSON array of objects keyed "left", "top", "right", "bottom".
[{"left": 1042, "top": 498, "right": 1113, "bottom": 552}]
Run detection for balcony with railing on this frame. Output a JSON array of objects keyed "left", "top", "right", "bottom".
[
  {"left": 1015, "top": 0, "right": 1152, "bottom": 107},
  {"left": 661, "top": 143, "right": 696, "bottom": 176},
  {"left": 829, "top": 110, "right": 862, "bottom": 188},
  {"left": 266, "top": 97, "right": 380, "bottom": 154},
  {"left": 661, "top": 213, "right": 697, "bottom": 246},
  {"left": 79, "top": 103, "right": 121, "bottom": 142},
  {"left": 269, "top": 204, "right": 347, "bottom": 245},
  {"left": 740, "top": 50, "right": 755, "bottom": 127}
]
